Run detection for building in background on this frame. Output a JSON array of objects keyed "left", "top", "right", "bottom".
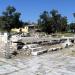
[{"left": 11, "top": 24, "right": 38, "bottom": 33}]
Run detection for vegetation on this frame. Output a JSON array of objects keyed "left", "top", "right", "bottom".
[
  {"left": 69, "top": 13, "right": 75, "bottom": 32},
  {"left": 38, "top": 9, "right": 68, "bottom": 34},
  {"left": 0, "top": 6, "right": 75, "bottom": 34},
  {"left": 0, "top": 5, "right": 23, "bottom": 32}
]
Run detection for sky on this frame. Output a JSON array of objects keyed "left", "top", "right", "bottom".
[{"left": 0, "top": 0, "right": 75, "bottom": 23}]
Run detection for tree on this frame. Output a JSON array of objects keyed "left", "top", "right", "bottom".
[
  {"left": 0, "top": 5, "right": 23, "bottom": 32},
  {"left": 73, "top": 13, "right": 75, "bottom": 18},
  {"left": 59, "top": 16, "right": 67, "bottom": 31},
  {"left": 69, "top": 23, "right": 75, "bottom": 32},
  {"left": 38, "top": 11, "right": 52, "bottom": 34},
  {"left": 0, "top": 6, "right": 23, "bottom": 58},
  {"left": 50, "top": 9, "right": 62, "bottom": 32},
  {"left": 69, "top": 13, "right": 75, "bottom": 32},
  {"left": 38, "top": 9, "right": 68, "bottom": 34}
]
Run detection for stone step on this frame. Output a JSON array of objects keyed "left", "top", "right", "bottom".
[
  {"left": 48, "top": 47, "right": 63, "bottom": 52},
  {"left": 31, "top": 49, "right": 48, "bottom": 55}
]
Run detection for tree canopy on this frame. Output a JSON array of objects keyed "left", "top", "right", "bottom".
[
  {"left": 38, "top": 9, "right": 68, "bottom": 34},
  {"left": 0, "top": 5, "right": 23, "bottom": 32}
]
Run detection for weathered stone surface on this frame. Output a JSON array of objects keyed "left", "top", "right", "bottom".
[{"left": 0, "top": 47, "right": 75, "bottom": 75}]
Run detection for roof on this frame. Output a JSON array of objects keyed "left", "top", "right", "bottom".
[{"left": 25, "top": 24, "right": 37, "bottom": 27}]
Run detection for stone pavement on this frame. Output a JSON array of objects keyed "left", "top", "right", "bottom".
[{"left": 0, "top": 47, "right": 75, "bottom": 75}]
